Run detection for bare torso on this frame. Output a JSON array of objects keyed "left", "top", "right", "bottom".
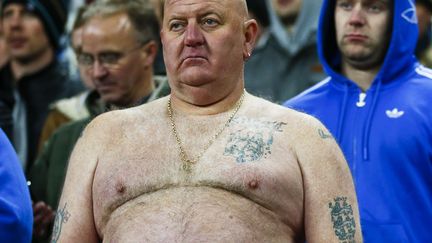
[{"left": 92, "top": 94, "right": 306, "bottom": 242}]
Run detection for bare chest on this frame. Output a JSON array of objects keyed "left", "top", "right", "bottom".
[{"left": 92, "top": 116, "right": 304, "bottom": 236}]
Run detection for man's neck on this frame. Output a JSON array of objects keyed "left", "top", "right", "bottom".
[
  {"left": 111, "top": 71, "right": 156, "bottom": 109},
  {"left": 279, "top": 14, "right": 298, "bottom": 34},
  {"left": 10, "top": 48, "right": 55, "bottom": 81},
  {"left": 170, "top": 82, "right": 245, "bottom": 116},
  {"left": 342, "top": 62, "right": 381, "bottom": 91}
]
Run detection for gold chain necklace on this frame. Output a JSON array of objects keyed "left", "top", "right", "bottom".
[{"left": 167, "top": 91, "right": 245, "bottom": 173}]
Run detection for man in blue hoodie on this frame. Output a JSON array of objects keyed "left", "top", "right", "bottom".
[{"left": 285, "top": 0, "right": 432, "bottom": 242}]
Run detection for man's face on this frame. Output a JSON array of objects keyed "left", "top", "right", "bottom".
[
  {"left": 161, "top": 0, "right": 256, "bottom": 102},
  {"left": 271, "top": 0, "right": 302, "bottom": 21},
  {"left": 335, "top": 0, "right": 392, "bottom": 69},
  {"left": 81, "top": 13, "right": 152, "bottom": 106},
  {"left": 1, "top": 3, "right": 51, "bottom": 62}
]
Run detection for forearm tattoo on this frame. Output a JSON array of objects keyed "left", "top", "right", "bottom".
[
  {"left": 318, "top": 129, "right": 333, "bottom": 139},
  {"left": 51, "top": 202, "right": 71, "bottom": 243},
  {"left": 329, "top": 197, "right": 356, "bottom": 243},
  {"left": 224, "top": 117, "right": 287, "bottom": 163}
]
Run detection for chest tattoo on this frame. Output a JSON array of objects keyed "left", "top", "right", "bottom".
[{"left": 224, "top": 117, "right": 287, "bottom": 163}]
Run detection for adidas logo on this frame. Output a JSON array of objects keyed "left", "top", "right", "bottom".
[
  {"left": 356, "top": 93, "right": 367, "bottom": 107},
  {"left": 401, "top": 0, "right": 418, "bottom": 24},
  {"left": 386, "top": 108, "right": 404, "bottom": 119}
]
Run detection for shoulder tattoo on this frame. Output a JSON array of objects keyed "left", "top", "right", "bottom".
[
  {"left": 318, "top": 129, "right": 333, "bottom": 139},
  {"left": 51, "top": 202, "right": 71, "bottom": 243},
  {"left": 328, "top": 197, "right": 356, "bottom": 243},
  {"left": 224, "top": 117, "right": 287, "bottom": 163}
]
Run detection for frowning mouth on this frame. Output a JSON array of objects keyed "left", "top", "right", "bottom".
[
  {"left": 345, "top": 34, "right": 368, "bottom": 42},
  {"left": 181, "top": 55, "right": 208, "bottom": 65},
  {"left": 183, "top": 55, "right": 207, "bottom": 61}
]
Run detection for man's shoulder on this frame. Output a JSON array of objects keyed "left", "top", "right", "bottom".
[
  {"left": 246, "top": 93, "right": 324, "bottom": 132},
  {"left": 244, "top": 94, "right": 337, "bottom": 163}
]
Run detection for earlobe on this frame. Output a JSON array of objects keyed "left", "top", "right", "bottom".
[
  {"left": 243, "top": 19, "right": 258, "bottom": 61},
  {"left": 244, "top": 52, "right": 251, "bottom": 61}
]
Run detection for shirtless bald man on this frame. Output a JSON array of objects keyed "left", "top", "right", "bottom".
[{"left": 53, "top": 0, "right": 362, "bottom": 242}]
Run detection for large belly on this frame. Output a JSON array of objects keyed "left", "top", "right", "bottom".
[{"left": 102, "top": 186, "right": 297, "bottom": 243}]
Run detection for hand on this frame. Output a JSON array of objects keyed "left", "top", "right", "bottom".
[{"left": 33, "top": 201, "right": 56, "bottom": 239}]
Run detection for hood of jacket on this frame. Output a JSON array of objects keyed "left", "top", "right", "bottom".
[
  {"left": 318, "top": 0, "right": 418, "bottom": 86},
  {"left": 267, "top": 0, "right": 322, "bottom": 55}
]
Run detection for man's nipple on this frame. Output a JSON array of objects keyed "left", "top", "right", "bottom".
[
  {"left": 248, "top": 179, "right": 260, "bottom": 190},
  {"left": 115, "top": 182, "right": 127, "bottom": 194}
]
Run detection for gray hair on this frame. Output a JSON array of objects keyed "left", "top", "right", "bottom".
[{"left": 82, "top": 0, "right": 160, "bottom": 45}]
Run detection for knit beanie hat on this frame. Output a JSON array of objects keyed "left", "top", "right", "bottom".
[{"left": 1, "top": 0, "right": 68, "bottom": 51}]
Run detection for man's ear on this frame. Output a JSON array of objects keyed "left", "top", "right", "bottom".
[
  {"left": 243, "top": 19, "right": 258, "bottom": 61},
  {"left": 140, "top": 40, "right": 158, "bottom": 68}
]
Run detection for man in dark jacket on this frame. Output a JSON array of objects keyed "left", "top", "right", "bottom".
[{"left": 0, "top": 0, "right": 82, "bottom": 171}]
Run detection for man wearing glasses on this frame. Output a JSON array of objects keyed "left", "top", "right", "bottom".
[{"left": 27, "top": 0, "right": 169, "bottom": 241}]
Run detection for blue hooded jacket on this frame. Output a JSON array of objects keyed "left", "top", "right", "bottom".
[
  {"left": 0, "top": 129, "right": 33, "bottom": 243},
  {"left": 284, "top": 0, "right": 432, "bottom": 242}
]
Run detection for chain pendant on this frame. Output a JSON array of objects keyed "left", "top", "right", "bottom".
[
  {"left": 168, "top": 91, "right": 245, "bottom": 175},
  {"left": 181, "top": 162, "right": 192, "bottom": 173}
]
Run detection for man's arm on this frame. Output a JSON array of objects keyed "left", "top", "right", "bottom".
[
  {"left": 294, "top": 116, "right": 362, "bottom": 243},
  {"left": 51, "top": 119, "right": 104, "bottom": 243}
]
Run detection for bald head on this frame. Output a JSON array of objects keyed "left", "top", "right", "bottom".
[
  {"left": 162, "top": 0, "right": 249, "bottom": 22},
  {"left": 160, "top": 0, "right": 258, "bottom": 106},
  {"left": 235, "top": 0, "right": 249, "bottom": 19}
]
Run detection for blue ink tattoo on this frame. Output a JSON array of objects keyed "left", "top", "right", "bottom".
[
  {"left": 329, "top": 197, "right": 356, "bottom": 243},
  {"left": 224, "top": 117, "right": 287, "bottom": 163},
  {"left": 318, "top": 129, "right": 333, "bottom": 139},
  {"left": 51, "top": 203, "right": 71, "bottom": 243}
]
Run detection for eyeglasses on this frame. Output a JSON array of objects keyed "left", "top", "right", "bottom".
[{"left": 77, "top": 43, "right": 146, "bottom": 70}]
